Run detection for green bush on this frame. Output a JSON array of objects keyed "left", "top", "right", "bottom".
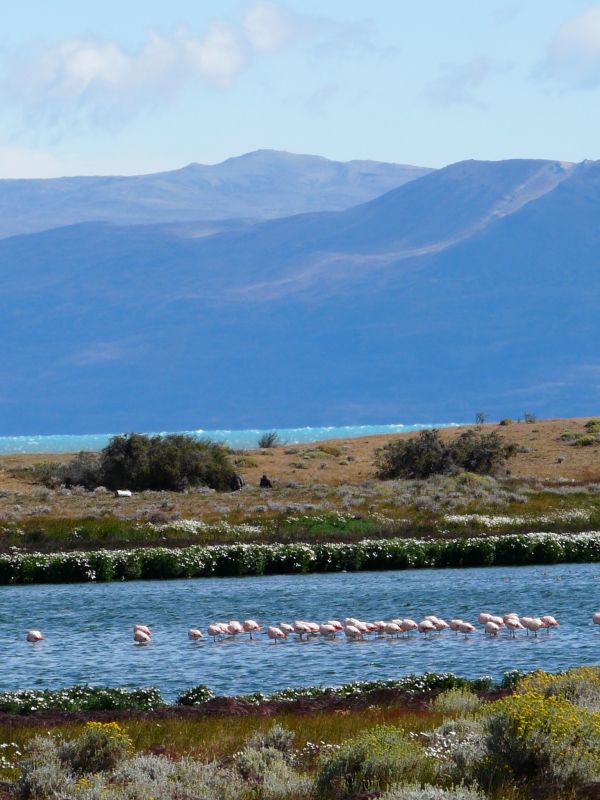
[
  {"left": 316, "top": 725, "right": 432, "bottom": 798},
  {"left": 246, "top": 724, "right": 295, "bottom": 755},
  {"left": 177, "top": 684, "right": 215, "bottom": 706},
  {"left": 375, "top": 430, "right": 450, "bottom": 479},
  {"left": 375, "top": 429, "right": 513, "bottom": 480},
  {"left": 432, "top": 688, "right": 481, "bottom": 715},
  {"left": 0, "top": 685, "right": 164, "bottom": 714},
  {"left": 100, "top": 433, "right": 235, "bottom": 491},
  {"left": 59, "top": 722, "right": 132, "bottom": 774},
  {"left": 479, "top": 686, "right": 600, "bottom": 791}
]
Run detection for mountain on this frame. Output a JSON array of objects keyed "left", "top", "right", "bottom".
[
  {"left": 1, "top": 156, "right": 599, "bottom": 435},
  {"left": 0, "top": 150, "right": 431, "bottom": 238}
]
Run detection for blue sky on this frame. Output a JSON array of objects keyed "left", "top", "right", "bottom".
[{"left": 1, "top": 0, "right": 599, "bottom": 177}]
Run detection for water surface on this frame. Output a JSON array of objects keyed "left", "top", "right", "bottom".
[
  {"left": 0, "top": 422, "right": 460, "bottom": 454},
  {"left": 1, "top": 564, "right": 598, "bottom": 700}
]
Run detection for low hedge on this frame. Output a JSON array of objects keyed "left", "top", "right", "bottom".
[
  {"left": 0, "top": 673, "right": 497, "bottom": 714},
  {"left": 0, "top": 531, "right": 599, "bottom": 584}
]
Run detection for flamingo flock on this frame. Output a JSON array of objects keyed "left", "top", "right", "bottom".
[{"left": 24, "top": 609, "right": 589, "bottom": 645}]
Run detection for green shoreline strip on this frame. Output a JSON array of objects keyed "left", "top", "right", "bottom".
[{"left": 0, "top": 532, "right": 598, "bottom": 584}]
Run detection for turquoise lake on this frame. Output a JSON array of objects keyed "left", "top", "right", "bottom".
[
  {"left": 1, "top": 563, "right": 598, "bottom": 699},
  {"left": 0, "top": 422, "right": 461, "bottom": 454}
]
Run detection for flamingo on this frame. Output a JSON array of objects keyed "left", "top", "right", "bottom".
[
  {"left": 418, "top": 619, "right": 436, "bottom": 635},
  {"left": 541, "top": 615, "right": 559, "bottom": 632},
  {"left": 431, "top": 617, "right": 450, "bottom": 631},
  {"left": 519, "top": 616, "right": 534, "bottom": 635},
  {"left": 134, "top": 624, "right": 151, "bottom": 637},
  {"left": 279, "top": 623, "right": 294, "bottom": 636},
  {"left": 267, "top": 626, "right": 287, "bottom": 642},
  {"left": 593, "top": 612, "right": 600, "bottom": 626},
  {"left": 319, "top": 623, "right": 337, "bottom": 638},
  {"left": 344, "top": 624, "right": 363, "bottom": 640},
  {"left": 526, "top": 617, "right": 544, "bottom": 636},
  {"left": 489, "top": 615, "right": 505, "bottom": 628},
  {"left": 207, "top": 623, "right": 224, "bottom": 641},
  {"left": 188, "top": 628, "right": 203, "bottom": 641},
  {"left": 243, "top": 619, "right": 261, "bottom": 638},
  {"left": 26, "top": 630, "right": 43, "bottom": 642},
  {"left": 227, "top": 620, "right": 244, "bottom": 636},
  {"left": 484, "top": 621, "right": 500, "bottom": 637},
  {"left": 505, "top": 617, "right": 524, "bottom": 637},
  {"left": 400, "top": 619, "right": 418, "bottom": 635},
  {"left": 293, "top": 620, "right": 311, "bottom": 639},
  {"left": 326, "top": 620, "right": 343, "bottom": 631},
  {"left": 307, "top": 622, "right": 321, "bottom": 635},
  {"left": 458, "top": 621, "right": 475, "bottom": 637},
  {"left": 133, "top": 628, "right": 151, "bottom": 644},
  {"left": 373, "top": 621, "right": 387, "bottom": 636},
  {"left": 478, "top": 613, "right": 492, "bottom": 624},
  {"left": 449, "top": 619, "right": 463, "bottom": 633},
  {"left": 384, "top": 622, "right": 402, "bottom": 638}
]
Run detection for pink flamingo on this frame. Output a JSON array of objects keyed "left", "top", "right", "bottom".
[
  {"left": 207, "top": 623, "right": 224, "bottom": 641},
  {"left": 384, "top": 622, "right": 402, "bottom": 638},
  {"left": 505, "top": 617, "right": 524, "bottom": 637},
  {"left": 134, "top": 624, "right": 151, "bottom": 637},
  {"left": 26, "top": 630, "right": 44, "bottom": 642},
  {"left": 418, "top": 619, "right": 436, "bottom": 635},
  {"left": 400, "top": 619, "right": 418, "bottom": 635},
  {"left": 344, "top": 624, "right": 363, "bottom": 640},
  {"left": 188, "top": 628, "right": 203, "bottom": 641},
  {"left": 449, "top": 619, "right": 463, "bottom": 633},
  {"left": 326, "top": 620, "right": 343, "bottom": 631},
  {"left": 267, "top": 626, "right": 287, "bottom": 642},
  {"left": 293, "top": 620, "right": 311, "bottom": 639},
  {"left": 243, "top": 619, "right": 261, "bottom": 638},
  {"left": 484, "top": 621, "right": 500, "bottom": 637},
  {"left": 458, "top": 621, "right": 475, "bottom": 637},
  {"left": 319, "top": 623, "right": 337, "bottom": 638},
  {"left": 593, "top": 612, "right": 600, "bottom": 626},
  {"left": 133, "top": 628, "right": 151, "bottom": 644},
  {"left": 541, "top": 615, "right": 559, "bottom": 632},
  {"left": 478, "top": 612, "right": 492, "bottom": 624}
]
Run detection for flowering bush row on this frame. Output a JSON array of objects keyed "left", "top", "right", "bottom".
[
  {"left": 0, "top": 672, "right": 497, "bottom": 714},
  {"left": 0, "top": 530, "right": 599, "bottom": 584},
  {"left": 0, "top": 685, "right": 164, "bottom": 714}
]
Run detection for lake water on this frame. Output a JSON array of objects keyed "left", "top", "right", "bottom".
[
  {"left": 1, "top": 564, "right": 599, "bottom": 700},
  {"left": 0, "top": 422, "right": 461, "bottom": 455}
]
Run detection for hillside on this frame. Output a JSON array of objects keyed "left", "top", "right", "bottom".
[
  {"left": 0, "top": 149, "right": 431, "bottom": 238},
  {"left": 0, "top": 156, "right": 599, "bottom": 434}
]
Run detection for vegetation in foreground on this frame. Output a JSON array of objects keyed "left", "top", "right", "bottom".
[{"left": 1, "top": 668, "right": 600, "bottom": 799}]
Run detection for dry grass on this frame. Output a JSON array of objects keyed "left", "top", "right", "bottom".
[{"left": 0, "top": 416, "right": 599, "bottom": 534}]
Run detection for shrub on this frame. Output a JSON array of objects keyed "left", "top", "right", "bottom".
[
  {"left": 101, "top": 433, "right": 235, "bottom": 492},
  {"left": 375, "top": 430, "right": 450, "bottom": 479},
  {"left": 0, "top": 685, "right": 164, "bottom": 714},
  {"left": 498, "top": 418, "right": 512, "bottom": 426},
  {"left": 316, "top": 725, "right": 432, "bottom": 798},
  {"left": 59, "top": 722, "right": 132, "bottom": 774},
  {"left": 573, "top": 434, "right": 599, "bottom": 447},
  {"left": 432, "top": 688, "right": 481, "bottom": 715},
  {"left": 585, "top": 419, "right": 600, "bottom": 432},
  {"left": 518, "top": 667, "right": 600, "bottom": 712},
  {"left": 61, "top": 452, "right": 103, "bottom": 489},
  {"left": 380, "top": 784, "right": 487, "bottom": 800},
  {"left": 257, "top": 432, "right": 280, "bottom": 449},
  {"left": 246, "top": 724, "right": 295, "bottom": 755},
  {"left": 17, "top": 736, "right": 75, "bottom": 799},
  {"left": 375, "top": 429, "right": 513, "bottom": 480},
  {"left": 479, "top": 688, "right": 600, "bottom": 791},
  {"left": 177, "top": 683, "right": 215, "bottom": 706}
]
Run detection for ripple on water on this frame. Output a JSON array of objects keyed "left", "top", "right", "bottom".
[{"left": 1, "top": 563, "right": 599, "bottom": 700}]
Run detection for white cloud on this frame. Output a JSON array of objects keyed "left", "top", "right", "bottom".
[
  {"left": 244, "top": 0, "right": 298, "bottom": 53},
  {"left": 541, "top": 6, "right": 600, "bottom": 88},
  {"left": 425, "top": 57, "right": 495, "bottom": 108},
  {"left": 3, "top": 1, "right": 302, "bottom": 131}
]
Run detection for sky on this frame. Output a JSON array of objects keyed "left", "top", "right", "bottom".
[{"left": 1, "top": 0, "right": 600, "bottom": 177}]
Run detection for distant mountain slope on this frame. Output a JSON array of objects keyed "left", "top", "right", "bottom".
[
  {"left": 0, "top": 150, "right": 431, "bottom": 238},
  {"left": 0, "top": 157, "right": 598, "bottom": 435}
]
